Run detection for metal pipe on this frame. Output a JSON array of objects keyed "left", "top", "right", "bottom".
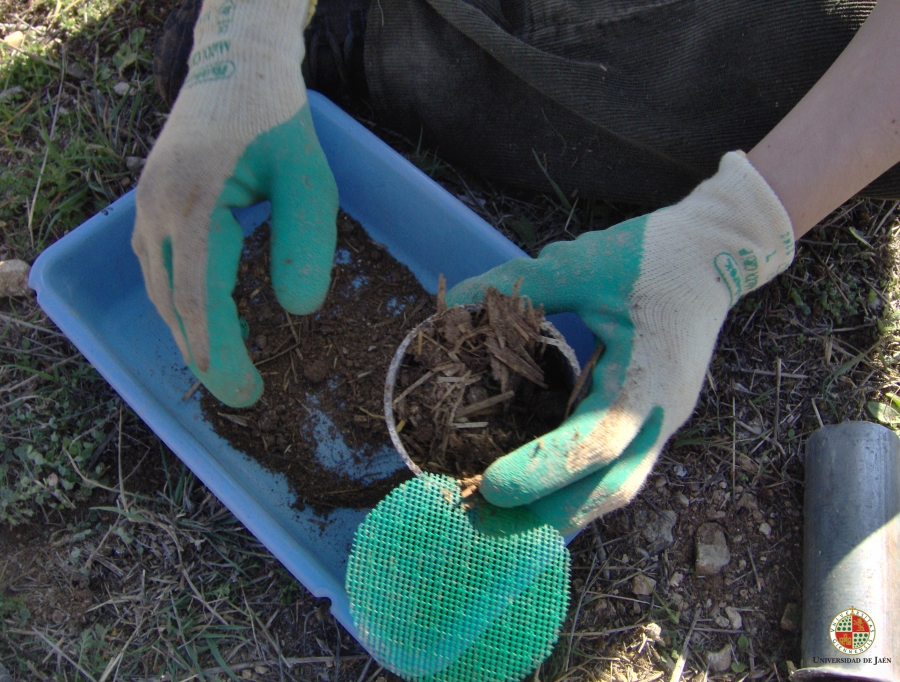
[{"left": 793, "top": 422, "right": 899, "bottom": 682}]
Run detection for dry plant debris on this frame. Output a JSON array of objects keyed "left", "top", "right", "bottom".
[
  {"left": 0, "top": 449, "right": 379, "bottom": 682},
  {"left": 392, "top": 282, "right": 571, "bottom": 479}
]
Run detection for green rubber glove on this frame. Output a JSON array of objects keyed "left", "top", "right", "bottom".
[
  {"left": 132, "top": 0, "right": 337, "bottom": 407},
  {"left": 447, "top": 153, "right": 795, "bottom": 535}
]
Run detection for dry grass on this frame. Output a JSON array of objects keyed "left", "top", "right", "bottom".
[{"left": 3, "top": 1, "right": 900, "bottom": 681}]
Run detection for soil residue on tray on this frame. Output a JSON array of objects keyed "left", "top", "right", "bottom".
[
  {"left": 391, "top": 285, "right": 573, "bottom": 479},
  {"left": 200, "top": 212, "right": 432, "bottom": 515}
]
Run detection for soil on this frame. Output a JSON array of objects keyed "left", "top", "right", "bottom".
[
  {"left": 564, "top": 448, "right": 806, "bottom": 675},
  {"left": 390, "top": 286, "right": 573, "bottom": 479},
  {"left": 199, "top": 212, "right": 433, "bottom": 515}
]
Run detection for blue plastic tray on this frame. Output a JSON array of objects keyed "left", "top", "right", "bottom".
[{"left": 29, "top": 92, "right": 594, "bottom": 641}]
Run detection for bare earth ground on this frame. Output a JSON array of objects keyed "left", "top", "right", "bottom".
[{"left": 2, "top": 1, "right": 900, "bottom": 681}]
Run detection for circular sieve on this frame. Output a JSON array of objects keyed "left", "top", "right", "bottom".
[{"left": 346, "top": 473, "right": 571, "bottom": 681}]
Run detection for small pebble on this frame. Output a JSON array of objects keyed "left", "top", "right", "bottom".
[
  {"left": 737, "top": 492, "right": 759, "bottom": 510},
  {"left": 695, "top": 522, "right": 731, "bottom": 576},
  {"left": 725, "top": 606, "right": 743, "bottom": 630},
  {"left": 640, "top": 508, "right": 677, "bottom": 554},
  {"left": 3, "top": 31, "right": 25, "bottom": 49},
  {"left": 759, "top": 521, "right": 773, "bottom": 537},
  {"left": 632, "top": 574, "right": 656, "bottom": 596},
  {"left": 706, "top": 643, "right": 732, "bottom": 672},
  {"left": 0, "top": 259, "right": 30, "bottom": 297}
]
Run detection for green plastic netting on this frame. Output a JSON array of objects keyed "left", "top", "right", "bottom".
[{"left": 346, "top": 473, "right": 570, "bottom": 681}]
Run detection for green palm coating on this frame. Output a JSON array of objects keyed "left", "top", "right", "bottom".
[
  {"left": 526, "top": 406, "right": 663, "bottom": 532},
  {"left": 446, "top": 217, "right": 661, "bottom": 523},
  {"left": 347, "top": 473, "right": 570, "bottom": 681},
  {"left": 178, "top": 104, "right": 338, "bottom": 406}
]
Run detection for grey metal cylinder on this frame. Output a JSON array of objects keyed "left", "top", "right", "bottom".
[{"left": 793, "top": 422, "right": 900, "bottom": 682}]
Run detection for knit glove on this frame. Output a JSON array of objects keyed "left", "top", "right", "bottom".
[
  {"left": 447, "top": 152, "right": 794, "bottom": 535},
  {"left": 133, "top": 0, "right": 337, "bottom": 407}
]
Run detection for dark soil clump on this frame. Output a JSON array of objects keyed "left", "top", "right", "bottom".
[
  {"left": 200, "top": 212, "right": 431, "bottom": 515},
  {"left": 390, "top": 285, "right": 574, "bottom": 479}
]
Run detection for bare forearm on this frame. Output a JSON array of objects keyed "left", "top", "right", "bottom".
[{"left": 747, "top": 0, "right": 900, "bottom": 238}]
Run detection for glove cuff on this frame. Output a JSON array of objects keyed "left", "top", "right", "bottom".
[
  {"left": 180, "top": 0, "right": 309, "bottom": 127},
  {"left": 687, "top": 151, "right": 795, "bottom": 306}
]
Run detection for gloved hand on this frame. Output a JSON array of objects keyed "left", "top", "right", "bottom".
[
  {"left": 133, "top": 0, "right": 337, "bottom": 407},
  {"left": 448, "top": 152, "right": 795, "bottom": 535}
]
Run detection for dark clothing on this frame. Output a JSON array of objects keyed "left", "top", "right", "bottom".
[{"left": 364, "top": 0, "right": 900, "bottom": 205}]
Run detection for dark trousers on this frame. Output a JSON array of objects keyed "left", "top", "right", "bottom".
[{"left": 364, "top": 0, "right": 898, "bottom": 205}]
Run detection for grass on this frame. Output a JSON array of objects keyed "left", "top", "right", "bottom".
[
  {"left": 3, "top": 459, "right": 374, "bottom": 681},
  {"left": 0, "top": 0, "right": 165, "bottom": 259},
  {"left": 2, "top": 1, "right": 900, "bottom": 681},
  {"left": 0, "top": 0, "right": 174, "bottom": 526}
]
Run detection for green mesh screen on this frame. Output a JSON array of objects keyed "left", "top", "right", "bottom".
[{"left": 346, "top": 473, "right": 570, "bottom": 681}]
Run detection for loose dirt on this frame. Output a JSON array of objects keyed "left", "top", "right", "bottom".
[{"left": 199, "top": 213, "right": 431, "bottom": 515}]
